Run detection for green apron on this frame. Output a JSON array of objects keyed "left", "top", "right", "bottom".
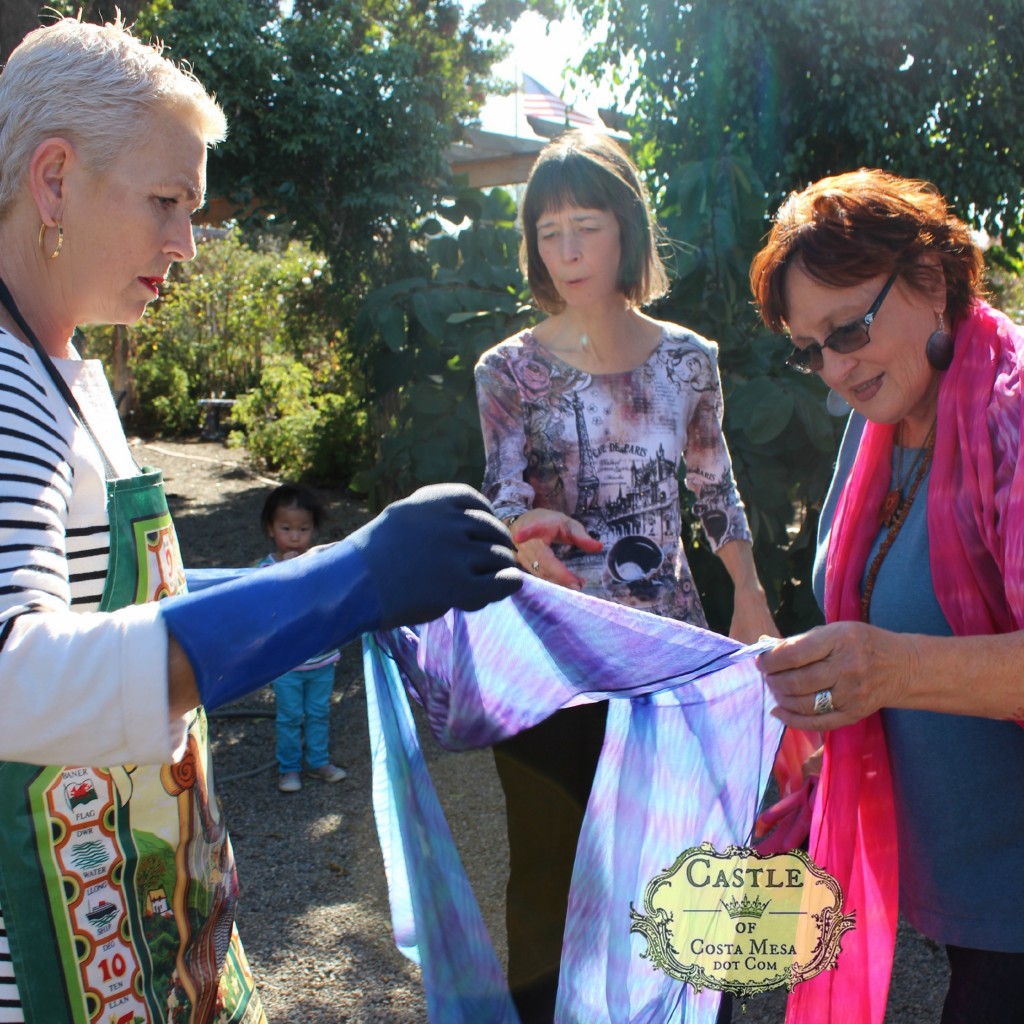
[{"left": 0, "top": 469, "right": 265, "bottom": 1024}]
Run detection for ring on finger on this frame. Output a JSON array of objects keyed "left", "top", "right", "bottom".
[
  {"left": 530, "top": 560, "right": 541, "bottom": 573},
  {"left": 813, "top": 688, "right": 834, "bottom": 715}
]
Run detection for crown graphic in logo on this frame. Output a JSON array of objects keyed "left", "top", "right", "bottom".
[{"left": 720, "top": 894, "right": 770, "bottom": 920}]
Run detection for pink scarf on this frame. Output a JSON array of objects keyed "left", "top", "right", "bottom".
[{"left": 785, "top": 301, "right": 1024, "bottom": 1023}]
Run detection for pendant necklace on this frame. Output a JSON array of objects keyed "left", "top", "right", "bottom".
[
  {"left": 878, "top": 423, "right": 928, "bottom": 527},
  {"left": 862, "top": 417, "right": 937, "bottom": 621}
]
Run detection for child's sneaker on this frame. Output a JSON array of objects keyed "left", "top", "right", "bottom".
[
  {"left": 278, "top": 771, "right": 302, "bottom": 793},
  {"left": 309, "top": 763, "right": 347, "bottom": 783}
]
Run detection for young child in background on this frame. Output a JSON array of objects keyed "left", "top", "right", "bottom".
[{"left": 259, "top": 484, "right": 347, "bottom": 793}]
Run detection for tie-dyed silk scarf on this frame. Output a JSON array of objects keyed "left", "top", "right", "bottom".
[{"left": 365, "top": 576, "right": 783, "bottom": 1023}]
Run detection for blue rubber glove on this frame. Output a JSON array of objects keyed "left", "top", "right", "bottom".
[
  {"left": 161, "top": 484, "right": 521, "bottom": 709},
  {"left": 348, "top": 482, "right": 523, "bottom": 628},
  {"left": 184, "top": 567, "right": 255, "bottom": 591}
]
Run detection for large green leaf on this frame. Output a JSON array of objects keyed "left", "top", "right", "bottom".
[
  {"left": 407, "top": 381, "right": 453, "bottom": 415},
  {"left": 376, "top": 304, "right": 407, "bottom": 352},
  {"left": 795, "top": 388, "right": 844, "bottom": 452},
  {"left": 412, "top": 290, "right": 463, "bottom": 339}
]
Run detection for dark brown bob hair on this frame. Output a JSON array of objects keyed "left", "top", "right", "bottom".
[
  {"left": 520, "top": 130, "right": 669, "bottom": 314},
  {"left": 750, "top": 168, "right": 985, "bottom": 333}
]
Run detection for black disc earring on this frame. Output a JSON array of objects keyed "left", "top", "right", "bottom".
[{"left": 926, "top": 314, "right": 953, "bottom": 370}]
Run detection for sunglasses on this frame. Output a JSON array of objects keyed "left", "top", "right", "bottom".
[{"left": 785, "top": 274, "right": 898, "bottom": 373}]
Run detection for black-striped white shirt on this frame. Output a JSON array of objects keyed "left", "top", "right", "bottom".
[{"left": 0, "top": 332, "right": 176, "bottom": 1022}]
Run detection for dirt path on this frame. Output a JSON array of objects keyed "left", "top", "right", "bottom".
[{"left": 140, "top": 438, "right": 948, "bottom": 1023}]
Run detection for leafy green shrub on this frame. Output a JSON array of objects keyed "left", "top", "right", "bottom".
[
  {"left": 131, "top": 356, "right": 195, "bottom": 437},
  {"left": 230, "top": 360, "right": 368, "bottom": 485},
  {"left": 308, "top": 391, "right": 370, "bottom": 486},
  {"left": 77, "top": 230, "right": 342, "bottom": 437}
]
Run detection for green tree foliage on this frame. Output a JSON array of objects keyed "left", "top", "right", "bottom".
[
  {"left": 355, "top": 187, "right": 534, "bottom": 502},
  {"left": 578, "top": 0, "right": 1024, "bottom": 247},
  {"left": 151, "top": 0, "right": 559, "bottom": 295},
  {"left": 561, "top": 0, "right": 1024, "bottom": 629},
  {"left": 18, "top": 2, "right": 172, "bottom": 54}
]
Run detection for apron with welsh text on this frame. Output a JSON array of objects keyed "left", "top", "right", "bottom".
[{"left": 0, "top": 469, "right": 265, "bottom": 1024}]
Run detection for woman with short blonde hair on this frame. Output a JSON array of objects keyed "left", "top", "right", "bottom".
[{"left": 0, "top": 16, "right": 518, "bottom": 1022}]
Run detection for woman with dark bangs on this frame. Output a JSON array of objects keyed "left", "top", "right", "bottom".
[{"left": 475, "top": 130, "right": 775, "bottom": 1023}]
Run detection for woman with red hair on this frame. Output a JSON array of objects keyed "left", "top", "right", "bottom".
[{"left": 751, "top": 168, "right": 1024, "bottom": 1023}]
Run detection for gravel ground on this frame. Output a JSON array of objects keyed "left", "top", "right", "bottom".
[{"left": 139, "top": 437, "right": 950, "bottom": 1023}]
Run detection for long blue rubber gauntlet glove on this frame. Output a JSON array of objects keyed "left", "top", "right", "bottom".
[{"left": 161, "top": 483, "right": 522, "bottom": 710}]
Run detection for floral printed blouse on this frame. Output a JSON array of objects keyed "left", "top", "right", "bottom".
[{"left": 475, "top": 323, "right": 752, "bottom": 625}]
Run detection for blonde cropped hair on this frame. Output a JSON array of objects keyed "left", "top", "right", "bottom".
[{"left": 0, "top": 15, "right": 227, "bottom": 221}]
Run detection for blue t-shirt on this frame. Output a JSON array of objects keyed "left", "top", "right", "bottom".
[{"left": 814, "top": 413, "right": 1024, "bottom": 951}]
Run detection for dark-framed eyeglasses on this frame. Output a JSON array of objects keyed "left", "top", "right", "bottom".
[{"left": 784, "top": 273, "right": 898, "bottom": 373}]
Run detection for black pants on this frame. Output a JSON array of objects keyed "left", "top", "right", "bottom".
[
  {"left": 941, "top": 946, "right": 1024, "bottom": 1024},
  {"left": 493, "top": 701, "right": 608, "bottom": 1024}
]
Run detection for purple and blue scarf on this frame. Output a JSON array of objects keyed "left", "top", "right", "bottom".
[{"left": 365, "top": 576, "right": 783, "bottom": 1023}]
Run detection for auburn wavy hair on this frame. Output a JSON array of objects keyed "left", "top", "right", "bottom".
[{"left": 750, "top": 168, "right": 984, "bottom": 333}]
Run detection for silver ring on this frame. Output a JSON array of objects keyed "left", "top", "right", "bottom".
[
  {"left": 530, "top": 560, "right": 540, "bottom": 572},
  {"left": 813, "top": 688, "right": 834, "bottom": 715}
]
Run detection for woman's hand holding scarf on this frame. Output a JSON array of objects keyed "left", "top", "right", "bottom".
[{"left": 756, "top": 620, "right": 917, "bottom": 730}]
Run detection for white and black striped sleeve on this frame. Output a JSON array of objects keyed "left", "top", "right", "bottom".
[{"left": 0, "top": 334, "right": 180, "bottom": 767}]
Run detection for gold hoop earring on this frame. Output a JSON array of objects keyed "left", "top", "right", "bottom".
[{"left": 38, "top": 222, "right": 63, "bottom": 261}]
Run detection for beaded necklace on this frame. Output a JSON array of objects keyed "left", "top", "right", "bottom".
[
  {"left": 860, "top": 417, "right": 937, "bottom": 622},
  {"left": 879, "top": 424, "right": 916, "bottom": 526}
]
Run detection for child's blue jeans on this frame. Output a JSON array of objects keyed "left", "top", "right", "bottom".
[{"left": 272, "top": 664, "right": 335, "bottom": 773}]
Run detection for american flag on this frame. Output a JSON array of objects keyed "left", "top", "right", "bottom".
[{"left": 522, "top": 74, "right": 599, "bottom": 127}]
